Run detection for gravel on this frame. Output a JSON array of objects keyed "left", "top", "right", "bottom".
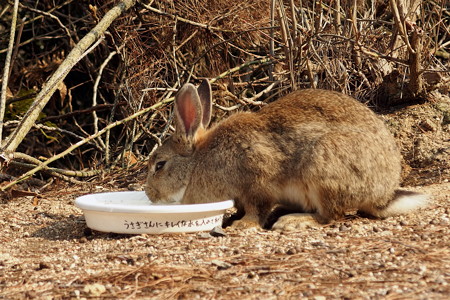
[{"left": 0, "top": 183, "right": 449, "bottom": 299}]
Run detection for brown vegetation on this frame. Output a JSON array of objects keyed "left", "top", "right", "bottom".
[{"left": 0, "top": 0, "right": 448, "bottom": 189}]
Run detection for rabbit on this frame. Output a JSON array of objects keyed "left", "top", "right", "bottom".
[{"left": 145, "top": 79, "right": 428, "bottom": 230}]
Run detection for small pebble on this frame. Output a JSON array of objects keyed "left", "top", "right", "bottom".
[
  {"left": 429, "top": 219, "right": 439, "bottom": 225},
  {"left": 380, "top": 230, "right": 393, "bottom": 236},
  {"left": 37, "top": 262, "right": 51, "bottom": 270},
  {"left": 83, "top": 283, "right": 106, "bottom": 297},
  {"left": 198, "top": 233, "right": 211, "bottom": 239},
  {"left": 210, "top": 226, "right": 227, "bottom": 237},
  {"left": 439, "top": 217, "right": 449, "bottom": 225},
  {"left": 211, "top": 260, "right": 232, "bottom": 270},
  {"left": 339, "top": 224, "right": 351, "bottom": 232},
  {"left": 247, "top": 271, "right": 258, "bottom": 279},
  {"left": 399, "top": 220, "right": 408, "bottom": 226},
  {"left": 286, "top": 248, "right": 296, "bottom": 255}
]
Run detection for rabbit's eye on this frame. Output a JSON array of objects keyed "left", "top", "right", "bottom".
[{"left": 155, "top": 161, "right": 166, "bottom": 172}]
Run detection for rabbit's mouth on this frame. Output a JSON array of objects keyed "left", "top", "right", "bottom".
[
  {"left": 166, "top": 186, "right": 186, "bottom": 204},
  {"left": 145, "top": 183, "right": 186, "bottom": 204}
]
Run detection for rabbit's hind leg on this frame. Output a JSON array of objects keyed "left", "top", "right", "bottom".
[
  {"left": 271, "top": 213, "right": 321, "bottom": 231},
  {"left": 270, "top": 201, "right": 342, "bottom": 232}
]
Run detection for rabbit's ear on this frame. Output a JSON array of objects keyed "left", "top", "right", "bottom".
[
  {"left": 197, "top": 79, "right": 212, "bottom": 128},
  {"left": 174, "top": 83, "right": 203, "bottom": 139}
]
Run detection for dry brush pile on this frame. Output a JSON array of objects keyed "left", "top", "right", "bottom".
[{"left": 0, "top": 0, "right": 449, "bottom": 192}]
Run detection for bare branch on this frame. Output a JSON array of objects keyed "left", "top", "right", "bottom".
[
  {"left": 0, "top": 0, "right": 137, "bottom": 155},
  {"left": 0, "top": 0, "right": 19, "bottom": 144},
  {"left": 0, "top": 93, "right": 172, "bottom": 191}
]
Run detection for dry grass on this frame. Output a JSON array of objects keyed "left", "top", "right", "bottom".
[
  {"left": 0, "top": 181, "right": 448, "bottom": 299},
  {"left": 0, "top": 0, "right": 448, "bottom": 182}
]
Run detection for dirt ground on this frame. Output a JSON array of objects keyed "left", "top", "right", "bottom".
[{"left": 1, "top": 97, "right": 450, "bottom": 299}]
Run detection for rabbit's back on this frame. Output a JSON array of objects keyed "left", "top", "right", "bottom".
[
  {"left": 195, "top": 88, "right": 402, "bottom": 220},
  {"left": 258, "top": 89, "right": 381, "bottom": 128},
  {"left": 198, "top": 88, "right": 401, "bottom": 184}
]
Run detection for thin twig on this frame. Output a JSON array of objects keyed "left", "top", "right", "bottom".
[
  {"left": 276, "top": 0, "right": 297, "bottom": 90},
  {"left": 213, "top": 103, "right": 242, "bottom": 112},
  {"left": 0, "top": 0, "right": 19, "bottom": 145},
  {"left": 3, "top": 120, "right": 101, "bottom": 150},
  {"left": 172, "top": 16, "right": 180, "bottom": 87},
  {"left": 92, "top": 48, "right": 122, "bottom": 150},
  {"left": 241, "top": 81, "right": 278, "bottom": 106},
  {"left": 18, "top": 2, "right": 75, "bottom": 47},
  {"left": 37, "top": 102, "right": 127, "bottom": 124},
  {"left": 105, "top": 71, "right": 126, "bottom": 165},
  {"left": 10, "top": 161, "right": 84, "bottom": 184},
  {"left": 269, "top": 0, "right": 276, "bottom": 82},
  {"left": 141, "top": 87, "right": 178, "bottom": 92},
  {"left": 0, "top": 4, "right": 10, "bottom": 20},
  {"left": 389, "top": 0, "right": 414, "bottom": 54},
  {"left": 2, "top": 0, "right": 76, "bottom": 41},
  {"left": 10, "top": 152, "right": 100, "bottom": 177},
  {"left": 139, "top": 2, "right": 235, "bottom": 33},
  {"left": 8, "top": 17, "right": 25, "bottom": 81},
  {"left": 210, "top": 57, "right": 275, "bottom": 84}
]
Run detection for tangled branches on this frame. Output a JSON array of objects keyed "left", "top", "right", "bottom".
[{"left": 0, "top": 0, "right": 448, "bottom": 190}]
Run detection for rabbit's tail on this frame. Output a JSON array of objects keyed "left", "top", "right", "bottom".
[{"left": 372, "top": 190, "right": 429, "bottom": 218}]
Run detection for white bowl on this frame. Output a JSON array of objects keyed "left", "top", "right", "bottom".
[{"left": 75, "top": 191, "right": 234, "bottom": 234}]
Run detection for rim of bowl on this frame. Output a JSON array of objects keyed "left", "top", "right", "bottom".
[{"left": 75, "top": 191, "right": 234, "bottom": 214}]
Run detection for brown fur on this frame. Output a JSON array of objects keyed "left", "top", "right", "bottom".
[{"left": 145, "top": 81, "right": 424, "bottom": 228}]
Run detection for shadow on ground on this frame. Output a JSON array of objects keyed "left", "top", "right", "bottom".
[{"left": 31, "top": 215, "right": 132, "bottom": 241}]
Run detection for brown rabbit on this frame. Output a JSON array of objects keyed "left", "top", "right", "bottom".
[{"left": 145, "top": 80, "right": 427, "bottom": 230}]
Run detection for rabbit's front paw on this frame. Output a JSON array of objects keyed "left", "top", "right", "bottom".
[
  {"left": 229, "top": 213, "right": 262, "bottom": 231},
  {"left": 272, "top": 213, "right": 320, "bottom": 232}
]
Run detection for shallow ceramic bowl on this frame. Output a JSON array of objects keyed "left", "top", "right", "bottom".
[{"left": 75, "top": 191, "right": 234, "bottom": 234}]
